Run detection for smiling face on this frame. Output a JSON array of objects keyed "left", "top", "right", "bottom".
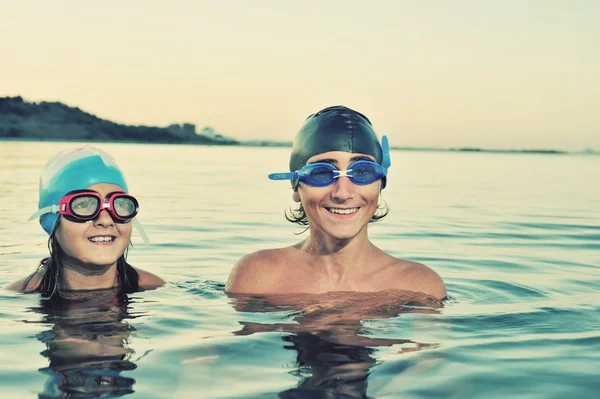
[
  {"left": 54, "top": 183, "right": 133, "bottom": 268},
  {"left": 293, "top": 151, "right": 381, "bottom": 242}
]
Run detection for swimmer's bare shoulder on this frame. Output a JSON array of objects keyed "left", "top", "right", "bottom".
[
  {"left": 4, "top": 268, "right": 45, "bottom": 292},
  {"left": 381, "top": 255, "right": 446, "bottom": 299},
  {"left": 136, "top": 268, "right": 165, "bottom": 290},
  {"left": 5, "top": 267, "right": 165, "bottom": 292},
  {"left": 226, "top": 248, "right": 293, "bottom": 294}
]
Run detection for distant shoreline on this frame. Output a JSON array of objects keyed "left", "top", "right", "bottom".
[
  {"left": 2, "top": 137, "right": 593, "bottom": 155},
  {"left": 0, "top": 136, "right": 237, "bottom": 146},
  {"left": 389, "top": 146, "right": 572, "bottom": 155},
  {"left": 2, "top": 96, "right": 596, "bottom": 155}
]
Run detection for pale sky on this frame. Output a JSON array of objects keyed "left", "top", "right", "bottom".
[{"left": 1, "top": 0, "right": 599, "bottom": 150}]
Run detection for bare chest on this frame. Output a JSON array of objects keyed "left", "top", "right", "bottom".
[{"left": 268, "top": 264, "right": 396, "bottom": 294}]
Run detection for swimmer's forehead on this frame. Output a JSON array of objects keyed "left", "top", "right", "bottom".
[
  {"left": 84, "top": 182, "right": 126, "bottom": 191},
  {"left": 71, "top": 183, "right": 127, "bottom": 196},
  {"left": 307, "top": 151, "right": 376, "bottom": 165}
]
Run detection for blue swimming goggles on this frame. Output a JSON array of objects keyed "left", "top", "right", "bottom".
[{"left": 269, "top": 136, "right": 391, "bottom": 187}]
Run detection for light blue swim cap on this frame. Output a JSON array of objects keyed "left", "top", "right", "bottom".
[{"left": 36, "top": 146, "right": 128, "bottom": 235}]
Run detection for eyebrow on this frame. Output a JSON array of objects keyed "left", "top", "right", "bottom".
[
  {"left": 105, "top": 191, "right": 126, "bottom": 199},
  {"left": 308, "top": 155, "right": 375, "bottom": 165}
]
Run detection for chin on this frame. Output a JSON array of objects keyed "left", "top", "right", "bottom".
[
  {"left": 81, "top": 251, "right": 122, "bottom": 266},
  {"left": 86, "top": 245, "right": 127, "bottom": 262},
  {"left": 84, "top": 258, "right": 120, "bottom": 267},
  {"left": 322, "top": 226, "right": 365, "bottom": 241}
]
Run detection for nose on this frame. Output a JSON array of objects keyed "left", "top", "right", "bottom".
[
  {"left": 93, "top": 209, "right": 115, "bottom": 227},
  {"left": 331, "top": 176, "right": 355, "bottom": 202}
]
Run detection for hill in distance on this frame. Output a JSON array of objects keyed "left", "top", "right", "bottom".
[{"left": 0, "top": 96, "right": 237, "bottom": 145}]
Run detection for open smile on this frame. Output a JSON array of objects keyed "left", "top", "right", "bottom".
[
  {"left": 88, "top": 235, "right": 116, "bottom": 243},
  {"left": 325, "top": 207, "right": 360, "bottom": 216}
]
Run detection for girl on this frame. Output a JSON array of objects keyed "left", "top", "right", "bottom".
[{"left": 6, "top": 146, "right": 164, "bottom": 296}]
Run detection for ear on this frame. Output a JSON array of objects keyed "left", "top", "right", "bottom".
[{"left": 292, "top": 190, "right": 301, "bottom": 203}]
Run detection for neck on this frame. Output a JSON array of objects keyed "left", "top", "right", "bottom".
[
  {"left": 58, "top": 255, "right": 119, "bottom": 291},
  {"left": 300, "top": 228, "right": 374, "bottom": 282},
  {"left": 303, "top": 224, "right": 370, "bottom": 255}
]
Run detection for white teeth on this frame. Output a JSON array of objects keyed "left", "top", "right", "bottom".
[
  {"left": 89, "top": 236, "right": 114, "bottom": 242},
  {"left": 328, "top": 207, "right": 359, "bottom": 215}
]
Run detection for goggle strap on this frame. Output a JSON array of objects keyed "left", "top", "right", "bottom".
[
  {"left": 382, "top": 135, "right": 391, "bottom": 168},
  {"left": 28, "top": 204, "right": 60, "bottom": 221},
  {"left": 268, "top": 172, "right": 297, "bottom": 181},
  {"left": 133, "top": 218, "right": 150, "bottom": 245}
]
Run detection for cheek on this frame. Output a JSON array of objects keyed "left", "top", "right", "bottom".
[
  {"left": 55, "top": 222, "right": 86, "bottom": 253},
  {"left": 119, "top": 223, "right": 133, "bottom": 239},
  {"left": 361, "top": 185, "right": 381, "bottom": 204},
  {"left": 297, "top": 189, "right": 321, "bottom": 208}
]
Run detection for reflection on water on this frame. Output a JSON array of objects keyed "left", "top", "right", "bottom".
[
  {"left": 279, "top": 332, "right": 376, "bottom": 399},
  {"left": 28, "top": 289, "right": 142, "bottom": 399},
  {"left": 3, "top": 144, "right": 598, "bottom": 398},
  {"left": 230, "top": 291, "right": 442, "bottom": 399}
]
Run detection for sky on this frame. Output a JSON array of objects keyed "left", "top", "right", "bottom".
[{"left": 1, "top": 0, "right": 599, "bottom": 151}]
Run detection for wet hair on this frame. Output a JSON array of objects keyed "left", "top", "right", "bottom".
[
  {"left": 285, "top": 200, "right": 390, "bottom": 230},
  {"left": 22, "top": 220, "right": 140, "bottom": 298}
]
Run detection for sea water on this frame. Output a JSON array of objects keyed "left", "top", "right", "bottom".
[{"left": 0, "top": 141, "right": 598, "bottom": 398}]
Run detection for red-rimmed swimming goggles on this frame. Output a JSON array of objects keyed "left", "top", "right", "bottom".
[
  {"left": 29, "top": 190, "right": 139, "bottom": 224},
  {"left": 58, "top": 190, "right": 139, "bottom": 223},
  {"left": 29, "top": 190, "right": 149, "bottom": 244}
]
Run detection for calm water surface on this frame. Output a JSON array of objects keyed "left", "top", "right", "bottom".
[{"left": 0, "top": 141, "right": 599, "bottom": 398}]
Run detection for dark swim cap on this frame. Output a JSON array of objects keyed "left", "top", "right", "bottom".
[{"left": 289, "top": 105, "right": 386, "bottom": 188}]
